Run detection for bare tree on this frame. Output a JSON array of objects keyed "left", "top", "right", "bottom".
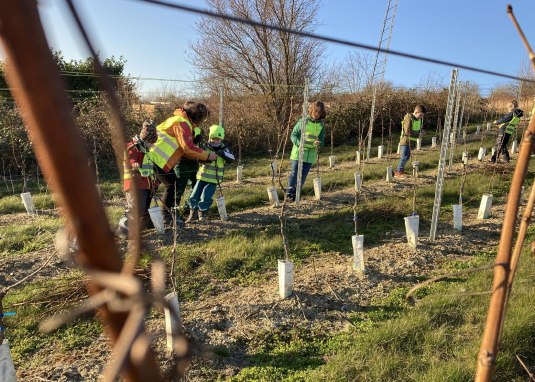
[
  {"left": 189, "top": 0, "right": 324, "bottom": 134},
  {"left": 339, "top": 51, "right": 374, "bottom": 93}
]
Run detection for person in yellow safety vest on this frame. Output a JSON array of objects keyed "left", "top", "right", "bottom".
[
  {"left": 394, "top": 104, "right": 427, "bottom": 178},
  {"left": 150, "top": 101, "right": 217, "bottom": 226},
  {"left": 186, "top": 125, "right": 235, "bottom": 223},
  {"left": 117, "top": 121, "right": 159, "bottom": 237},
  {"left": 174, "top": 126, "right": 202, "bottom": 218},
  {"left": 490, "top": 100, "right": 523, "bottom": 163},
  {"left": 286, "top": 100, "right": 326, "bottom": 202}
]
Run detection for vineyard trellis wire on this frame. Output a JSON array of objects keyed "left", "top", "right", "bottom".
[{"left": 0, "top": 0, "right": 532, "bottom": 382}]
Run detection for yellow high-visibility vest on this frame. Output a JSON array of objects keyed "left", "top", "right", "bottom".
[
  {"left": 150, "top": 115, "right": 188, "bottom": 169},
  {"left": 197, "top": 153, "right": 225, "bottom": 184}
]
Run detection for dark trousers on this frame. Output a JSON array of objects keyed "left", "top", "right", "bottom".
[
  {"left": 174, "top": 160, "right": 199, "bottom": 213},
  {"left": 125, "top": 188, "right": 153, "bottom": 229},
  {"left": 155, "top": 165, "right": 178, "bottom": 222},
  {"left": 491, "top": 129, "right": 511, "bottom": 162}
]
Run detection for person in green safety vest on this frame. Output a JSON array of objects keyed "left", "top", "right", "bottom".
[
  {"left": 490, "top": 100, "right": 523, "bottom": 163},
  {"left": 394, "top": 104, "right": 427, "bottom": 178},
  {"left": 174, "top": 125, "right": 203, "bottom": 218},
  {"left": 117, "top": 121, "right": 159, "bottom": 237},
  {"left": 286, "top": 100, "right": 326, "bottom": 202},
  {"left": 186, "top": 125, "right": 235, "bottom": 222}
]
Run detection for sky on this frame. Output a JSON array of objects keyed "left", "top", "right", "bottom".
[{"left": 8, "top": 0, "right": 535, "bottom": 98}]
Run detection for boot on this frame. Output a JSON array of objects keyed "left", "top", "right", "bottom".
[
  {"left": 198, "top": 210, "right": 208, "bottom": 222},
  {"left": 185, "top": 209, "right": 198, "bottom": 224}
]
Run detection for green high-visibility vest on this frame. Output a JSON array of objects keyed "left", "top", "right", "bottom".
[
  {"left": 501, "top": 114, "right": 521, "bottom": 135},
  {"left": 408, "top": 118, "right": 422, "bottom": 141},
  {"left": 304, "top": 119, "right": 321, "bottom": 148},
  {"left": 197, "top": 153, "right": 225, "bottom": 184}
]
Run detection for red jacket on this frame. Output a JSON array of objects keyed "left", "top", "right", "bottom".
[{"left": 123, "top": 139, "right": 157, "bottom": 192}]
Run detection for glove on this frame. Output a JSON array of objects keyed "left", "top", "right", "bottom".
[{"left": 214, "top": 147, "right": 235, "bottom": 164}]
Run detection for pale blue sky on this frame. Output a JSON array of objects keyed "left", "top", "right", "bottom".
[{"left": 27, "top": 0, "right": 535, "bottom": 96}]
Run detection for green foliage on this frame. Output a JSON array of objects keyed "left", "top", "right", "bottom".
[
  {"left": 0, "top": 52, "right": 149, "bottom": 181},
  {"left": 53, "top": 52, "right": 130, "bottom": 102},
  {"left": 212, "top": 345, "right": 230, "bottom": 357}
]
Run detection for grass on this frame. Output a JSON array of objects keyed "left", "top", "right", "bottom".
[
  {"left": 158, "top": 131, "right": 526, "bottom": 303},
  {"left": 0, "top": 193, "right": 56, "bottom": 214},
  {"left": 307, "top": 249, "right": 535, "bottom": 382},
  {"left": 1, "top": 123, "right": 531, "bottom": 379},
  {"left": 225, "top": 245, "right": 535, "bottom": 382},
  {"left": 0, "top": 215, "right": 61, "bottom": 256},
  {"left": 3, "top": 271, "right": 100, "bottom": 364}
]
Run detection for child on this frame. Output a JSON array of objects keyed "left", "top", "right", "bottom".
[
  {"left": 286, "top": 100, "right": 326, "bottom": 202},
  {"left": 186, "top": 125, "right": 235, "bottom": 222},
  {"left": 395, "top": 104, "right": 427, "bottom": 178},
  {"left": 117, "top": 121, "right": 158, "bottom": 236},
  {"left": 490, "top": 100, "right": 523, "bottom": 163}
]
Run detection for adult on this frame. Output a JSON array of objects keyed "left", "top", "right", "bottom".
[
  {"left": 174, "top": 125, "right": 202, "bottom": 218},
  {"left": 150, "top": 101, "right": 216, "bottom": 225},
  {"left": 490, "top": 100, "right": 523, "bottom": 163}
]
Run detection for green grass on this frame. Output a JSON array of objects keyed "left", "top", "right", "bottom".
[
  {"left": 225, "top": 245, "right": 535, "bottom": 382},
  {"left": 306, "top": 250, "right": 535, "bottom": 382},
  {"left": 0, "top": 193, "right": 56, "bottom": 214},
  {"left": 0, "top": 215, "right": 61, "bottom": 255},
  {"left": 162, "top": 133, "right": 528, "bottom": 303},
  {"left": 3, "top": 271, "right": 100, "bottom": 364},
  {"left": 2, "top": 123, "right": 531, "bottom": 380}
]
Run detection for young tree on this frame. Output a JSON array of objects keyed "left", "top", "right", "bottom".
[{"left": 190, "top": 0, "right": 324, "bottom": 136}]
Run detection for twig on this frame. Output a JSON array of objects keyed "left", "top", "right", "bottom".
[
  {"left": 325, "top": 280, "right": 344, "bottom": 303},
  {"left": 293, "top": 292, "right": 309, "bottom": 322},
  {"left": 406, "top": 263, "right": 506, "bottom": 300},
  {"left": 516, "top": 355, "right": 535, "bottom": 381},
  {"left": 2, "top": 250, "right": 57, "bottom": 294}
]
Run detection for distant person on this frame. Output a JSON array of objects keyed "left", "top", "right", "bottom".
[
  {"left": 186, "top": 125, "right": 235, "bottom": 222},
  {"left": 394, "top": 104, "right": 427, "bottom": 178},
  {"left": 150, "top": 101, "right": 217, "bottom": 226},
  {"left": 117, "top": 121, "right": 158, "bottom": 236},
  {"left": 490, "top": 100, "right": 523, "bottom": 163},
  {"left": 286, "top": 100, "right": 326, "bottom": 202},
  {"left": 174, "top": 126, "right": 203, "bottom": 218}
]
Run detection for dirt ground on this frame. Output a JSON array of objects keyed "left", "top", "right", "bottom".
[{"left": 3, "top": 158, "right": 513, "bottom": 381}]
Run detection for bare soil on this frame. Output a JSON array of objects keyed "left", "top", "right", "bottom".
[{"left": 3, "top": 158, "right": 511, "bottom": 381}]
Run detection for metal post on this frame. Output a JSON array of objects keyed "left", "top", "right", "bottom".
[
  {"left": 457, "top": 83, "right": 467, "bottom": 140},
  {"left": 219, "top": 85, "right": 224, "bottom": 127},
  {"left": 429, "top": 69, "right": 458, "bottom": 241},
  {"left": 295, "top": 78, "right": 309, "bottom": 204},
  {"left": 448, "top": 81, "right": 462, "bottom": 171},
  {"left": 365, "top": 0, "right": 398, "bottom": 160}
]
